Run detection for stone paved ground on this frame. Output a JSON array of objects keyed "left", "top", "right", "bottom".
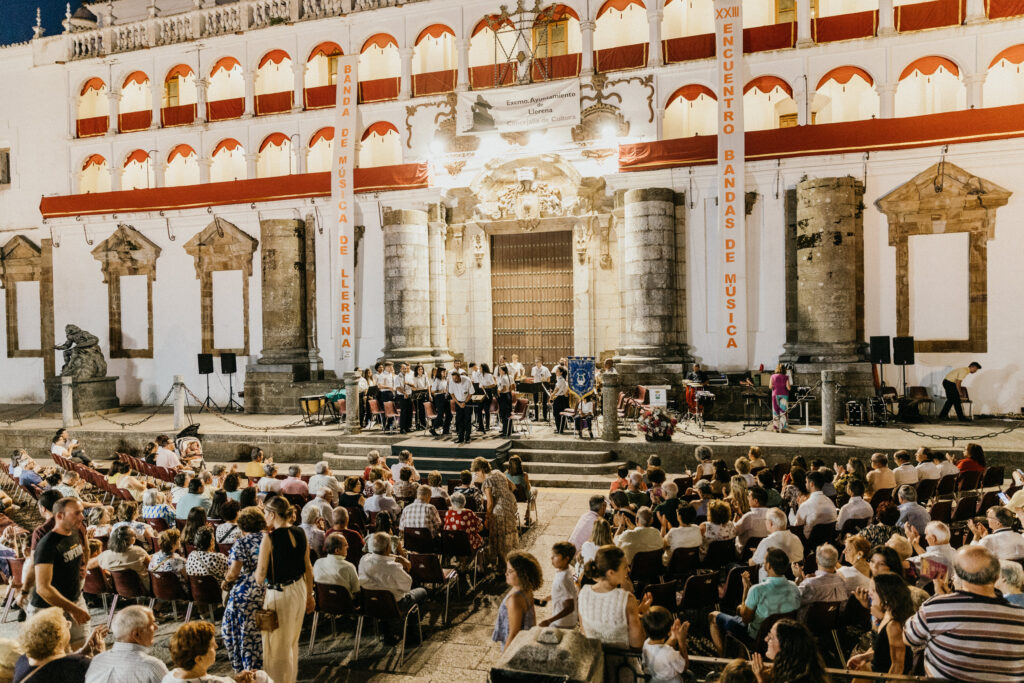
[{"left": 0, "top": 486, "right": 597, "bottom": 682}]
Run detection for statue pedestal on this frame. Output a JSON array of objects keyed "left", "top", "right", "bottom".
[{"left": 43, "top": 376, "right": 120, "bottom": 416}]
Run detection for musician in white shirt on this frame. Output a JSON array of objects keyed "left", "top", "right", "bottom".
[
  {"left": 429, "top": 367, "right": 451, "bottom": 436},
  {"left": 449, "top": 371, "right": 474, "bottom": 443},
  {"left": 477, "top": 363, "right": 497, "bottom": 433},
  {"left": 411, "top": 364, "right": 429, "bottom": 431},
  {"left": 551, "top": 367, "right": 571, "bottom": 434},
  {"left": 531, "top": 358, "right": 552, "bottom": 421},
  {"left": 496, "top": 365, "right": 514, "bottom": 436},
  {"left": 397, "top": 362, "right": 414, "bottom": 434},
  {"left": 509, "top": 354, "right": 525, "bottom": 381},
  {"left": 376, "top": 362, "right": 396, "bottom": 404}
]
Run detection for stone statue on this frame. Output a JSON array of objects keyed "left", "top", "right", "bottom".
[{"left": 55, "top": 325, "right": 107, "bottom": 379}]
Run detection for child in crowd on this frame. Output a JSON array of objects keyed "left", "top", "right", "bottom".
[
  {"left": 641, "top": 606, "right": 689, "bottom": 683},
  {"left": 695, "top": 446, "right": 716, "bottom": 478},
  {"left": 539, "top": 542, "right": 578, "bottom": 628},
  {"left": 610, "top": 465, "right": 632, "bottom": 493}
]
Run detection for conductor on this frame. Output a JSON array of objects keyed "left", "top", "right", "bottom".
[{"left": 938, "top": 362, "right": 981, "bottom": 422}]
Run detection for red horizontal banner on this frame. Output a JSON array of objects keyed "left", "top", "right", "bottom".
[
  {"left": 896, "top": 0, "right": 964, "bottom": 31},
  {"left": 255, "top": 91, "right": 293, "bottom": 116},
  {"left": 470, "top": 63, "right": 517, "bottom": 89},
  {"left": 743, "top": 22, "right": 795, "bottom": 53},
  {"left": 207, "top": 98, "right": 244, "bottom": 121},
  {"left": 988, "top": 0, "right": 1024, "bottom": 19},
  {"left": 161, "top": 103, "right": 196, "bottom": 127},
  {"left": 595, "top": 43, "right": 648, "bottom": 72},
  {"left": 76, "top": 116, "right": 108, "bottom": 138},
  {"left": 531, "top": 53, "right": 581, "bottom": 81},
  {"left": 663, "top": 34, "right": 715, "bottom": 63},
  {"left": 118, "top": 110, "right": 151, "bottom": 133},
  {"left": 619, "top": 103, "right": 1024, "bottom": 171},
  {"left": 812, "top": 10, "right": 877, "bottom": 43},
  {"left": 358, "top": 77, "right": 400, "bottom": 103},
  {"left": 412, "top": 69, "right": 456, "bottom": 96},
  {"left": 304, "top": 84, "right": 335, "bottom": 109},
  {"left": 39, "top": 164, "right": 430, "bottom": 219}
]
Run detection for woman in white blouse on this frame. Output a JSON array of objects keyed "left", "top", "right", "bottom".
[
  {"left": 550, "top": 367, "right": 571, "bottom": 434},
  {"left": 578, "top": 545, "right": 650, "bottom": 650},
  {"left": 478, "top": 364, "right": 497, "bottom": 433},
  {"left": 428, "top": 367, "right": 451, "bottom": 437},
  {"left": 496, "top": 364, "right": 514, "bottom": 436}
]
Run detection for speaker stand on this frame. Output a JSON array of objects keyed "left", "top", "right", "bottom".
[
  {"left": 900, "top": 365, "right": 908, "bottom": 398},
  {"left": 224, "top": 373, "right": 244, "bottom": 413},
  {"left": 198, "top": 374, "right": 220, "bottom": 413}
]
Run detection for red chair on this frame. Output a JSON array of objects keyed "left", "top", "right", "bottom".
[
  {"left": 308, "top": 582, "right": 358, "bottom": 655},
  {"left": 629, "top": 549, "right": 665, "bottom": 593},
  {"left": 149, "top": 571, "right": 192, "bottom": 620},
  {"left": 403, "top": 527, "right": 438, "bottom": 554},
  {"left": 440, "top": 529, "right": 482, "bottom": 589},
  {"left": 408, "top": 552, "right": 459, "bottom": 623},
  {"left": 367, "top": 399, "right": 386, "bottom": 430},
  {"left": 144, "top": 518, "right": 169, "bottom": 533},
  {"left": 509, "top": 398, "right": 532, "bottom": 435},
  {"left": 422, "top": 401, "right": 439, "bottom": 435},
  {"left": 108, "top": 569, "right": 152, "bottom": 624},
  {"left": 0, "top": 559, "right": 25, "bottom": 623},
  {"left": 354, "top": 589, "right": 422, "bottom": 668},
  {"left": 382, "top": 401, "right": 400, "bottom": 433},
  {"left": 187, "top": 575, "right": 223, "bottom": 623}
]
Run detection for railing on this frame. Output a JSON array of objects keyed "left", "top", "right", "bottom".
[{"left": 61, "top": 0, "right": 430, "bottom": 61}]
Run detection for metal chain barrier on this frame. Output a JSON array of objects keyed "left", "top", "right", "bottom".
[
  {"left": 91, "top": 386, "right": 175, "bottom": 429},
  {"left": 890, "top": 420, "right": 1024, "bottom": 447},
  {"left": 0, "top": 403, "right": 47, "bottom": 426},
  {"left": 183, "top": 386, "right": 307, "bottom": 431}
]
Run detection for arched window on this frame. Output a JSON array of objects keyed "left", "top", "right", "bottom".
[
  {"left": 358, "top": 34, "right": 400, "bottom": 103},
  {"left": 307, "top": 127, "right": 335, "bottom": 173},
  {"left": 119, "top": 71, "right": 152, "bottom": 133},
  {"left": 413, "top": 24, "right": 457, "bottom": 95},
  {"left": 743, "top": 76, "right": 796, "bottom": 131},
  {"left": 257, "top": 133, "right": 293, "bottom": 178},
  {"left": 813, "top": 66, "right": 878, "bottom": 123},
  {"left": 208, "top": 57, "right": 244, "bottom": 121},
  {"left": 469, "top": 15, "right": 518, "bottom": 88},
  {"left": 305, "top": 42, "right": 343, "bottom": 88},
  {"left": 663, "top": 0, "right": 712, "bottom": 39},
  {"left": 79, "top": 154, "right": 110, "bottom": 194},
  {"left": 77, "top": 78, "right": 109, "bottom": 137},
  {"left": 162, "top": 65, "right": 197, "bottom": 126},
  {"left": 896, "top": 56, "right": 965, "bottom": 117},
  {"left": 211, "top": 138, "right": 246, "bottom": 182},
  {"left": 358, "top": 122, "right": 401, "bottom": 168},
  {"left": 166, "top": 144, "right": 199, "bottom": 187},
  {"left": 594, "top": 0, "right": 647, "bottom": 50},
  {"left": 122, "top": 150, "right": 152, "bottom": 191},
  {"left": 663, "top": 85, "right": 717, "bottom": 138},
  {"left": 255, "top": 50, "right": 294, "bottom": 115},
  {"left": 532, "top": 5, "right": 582, "bottom": 81},
  {"left": 985, "top": 45, "right": 1024, "bottom": 108}
]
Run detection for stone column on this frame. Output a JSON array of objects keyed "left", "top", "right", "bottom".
[
  {"left": 580, "top": 20, "right": 595, "bottom": 77},
  {"left": 601, "top": 372, "right": 620, "bottom": 441},
  {"left": 382, "top": 208, "right": 432, "bottom": 360},
  {"left": 426, "top": 204, "right": 453, "bottom": 361},
  {"left": 151, "top": 82, "right": 161, "bottom": 129},
  {"left": 292, "top": 61, "right": 305, "bottom": 112},
  {"left": 399, "top": 47, "right": 413, "bottom": 99},
  {"left": 619, "top": 188, "right": 678, "bottom": 361},
  {"left": 821, "top": 370, "right": 836, "bottom": 445},
  {"left": 108, "top": 164, "right": 121, "bottom": 192},
  {"left": 878, "top": 83, "right": 897, "bottom": 119},
  {"left": 254, "top": 218, "right": 311, "bottom": 366},
  {"left": 198, "top": 158, "right": 211, "bottom": 184},
  {"left": 794, "top": 80, "right": 809, "bottom": 126},
  {"left": 877, "top": 0, "right": 894, "bottom": 36},
  {"left": 965, "top": 73, "right": 984, "bottom": 109},
  {"left": 344, "top": 371, "right": 361, "bottom": 432},
  {"left": 796, "top": 0, "right": 813, "bottom": 48},
  {"left": 244, "top": 70, "right": 255, "bottom": 117},
  {"left": 245, "top": 152, "right": 258, "bottom": 179},
  {"left": 646, "top": 7, "right": 663, "bottom": 68},
  {"left": 456, "top": 38, "right": 470, "bottom": 92},
  {"left": 965, "top": 0, "right": 986, "bottom": 23},
  {"left": 106, "top": 90, "right": 120, "bottom": 136},
  {"left": 151, "top": 159, "right": 165, "bottom": 188},
  {"left": 195, "top": 78, "right": 208, "bottom": 123}
]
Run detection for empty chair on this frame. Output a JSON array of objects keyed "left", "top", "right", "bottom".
[
  {"left": 367, "top": 399, "right": 386, "bottom": 430},
  {"left": 644, "top": 580, "right": 679, "bottom": 612},
  {"left": 149, "top": 570, "right": 192, "bottom": 620},
  {"left": 678, "top": 572, "right": 718, "bottom": 613},
  {"left": 307, "top": 582, "right": 358, "bottom": 655},
  {"left": 403, "top": 527, "right": 438, "bottom": 554},
  {"left": 187, "top": 574, "right": 224, "bottom": 622},
  {"left": 440, "top": 529, "right": 483, "bottom": 590},
  {"left": 955, "top": 470, "right": 983, "bottom": 497},
  {"left": 703, "top": 539, "right": 738, "bottom": 569},
  {"left": 805, "top": 601, "right": 846, "bottom": 663},
  {"left": 629, "top": 549, "right": 665, "bottom": 592},
  {"left": 951, "top": 496, "right": 978, "bottom": 524},
  {"left": 869, "top": 488, "right": 892, "bottom": 511},
  {"left": 719, "top": 565, "right": 756, "bottom": 613},
  {"left": 382, "top": 402, "right": 401, "bottom": 433},
  {"left": 935, "top": 474, "right": 956, "bottom": 499},
  {"left": 805, "top": 524, "right": 838, "bottom": 553},
  {"left": 108, "top": 569, "right": 151, "bottom": 624},
  {"left": 929, "top": 500, "right": 952, "bottom": 524},
  {"left": 666, "top": 547, "right": 701, "bottom": 577},
  {"left": 915, "top": 478, "right": 938, "bottom": 505},
  {"left": 958, "top": 386, "right": 974, "bottom": 420},
  {"left": 977, "top": 491, "right": 1000, "bottom": 516},
  {"left": 907, "top": 386, "right": 934, "bottom": 416},
  {"left": 408, "top": 552, "right": 459, "bottom": 623},
  {"left": 354, "top": 589, "right": 422, "bottom": 669},
  {"left": 981, "top": 466, "right": 1005, "bottom": 491}
]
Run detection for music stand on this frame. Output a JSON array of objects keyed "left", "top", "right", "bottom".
[
  {"left": 196, "top": 354, "right": 219, "bottom": 413},
  {"left": 220, "top": 353, "right": 243, "bottom": 412}
]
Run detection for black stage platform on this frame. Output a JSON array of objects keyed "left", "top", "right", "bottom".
[{"left": 389, "top": 435, "right": 512, "bottom": 477}]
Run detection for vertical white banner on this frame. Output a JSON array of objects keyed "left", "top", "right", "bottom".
[
  {"left": 715, "top": 0, "right": 746, "bottom": 366},
  {"left": 332, "top": 55, "right": 358, "bottom": 373}
]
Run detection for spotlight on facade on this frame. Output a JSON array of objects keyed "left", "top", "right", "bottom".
[
  {"left": 430, "top": 139, "right": 446, "bottom": 156},
  {"left": 600, "top": 124, "right": 618, "bottom": 142}
]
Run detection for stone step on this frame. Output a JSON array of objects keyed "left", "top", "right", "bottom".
[
  {"left": 509, "top": 438, "right": 625, "bottom": 453},
  {"left": 512, "top": 460, "right": 620, "bottom": 475},
  {"left": 526, "top": 473, "right": 613, "bottom": 489},
  {"left": 509, "top": 448, "right": 613, "bottom": 464},
  {"left": 331, "top": 443, "right": 393, "bottom": 458}
]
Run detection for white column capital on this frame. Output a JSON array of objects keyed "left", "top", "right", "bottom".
[
  {"left": 965, "top": 0, "right": 987, "bottom": 23},
  {"left": 877, "top": 0, "right": 895, "bottom": 34}
]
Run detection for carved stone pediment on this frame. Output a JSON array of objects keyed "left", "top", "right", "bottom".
[
  {"left": 183, "top": 217, "right": 259, "bottom": 278},
  {"left": 91, "top": 223, "right": 162, "bottom": 283}
]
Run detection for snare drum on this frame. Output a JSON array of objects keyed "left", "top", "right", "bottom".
[{"left": 696, "top": 390, "right": 716, "bottom": 417}]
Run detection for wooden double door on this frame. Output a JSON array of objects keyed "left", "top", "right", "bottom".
[{"left": 490, "top": 231, "right": 573, "bottom": 365}]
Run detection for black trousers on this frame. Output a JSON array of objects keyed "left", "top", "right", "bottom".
[
  {"left": 476, "top": 390, "right": 494, "bottom": 431},
  {"left": 939, "top": 379, "right": 965, "bottom": 420},
  {"left": 412, "top": 391, "right": 428, "bottom": 429},
  {"left": 552, "top": 396, "right": 570, "bottom": 433},
  {"left": 432, "top": 394, "right": 452, "bottom": 433},
  {"left": 398, "top": 395, "right": 413, "bottom": 432},
  {"left": 498, "top": 393, "right": 513, "bottom": 436},
  {"left": 455, "top": 404, "right": 474, "bottom": 442}
]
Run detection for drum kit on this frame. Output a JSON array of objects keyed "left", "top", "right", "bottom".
[
  {"left": 684, "top": 381, "right": 716, "bottom": 427},
  {"left": 845, "top": 397, "right": 889, "bottom": 426}
]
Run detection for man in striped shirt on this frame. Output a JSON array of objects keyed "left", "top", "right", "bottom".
[{"left": 904, "top": 545, "right": 1024, "bottom": 682}]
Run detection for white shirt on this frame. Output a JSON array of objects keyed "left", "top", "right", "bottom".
[
  {"left": 552, "top": 376, "right": 569, "bottom": 397},
  {"left": 51, "top": 443, "right": 69, "bottom": 457},
  {"left": 642, "top": 640, "right": 687, "bottom": 683},
  {"left": 578, "top": 400, "right": 594, "bottom": 416},
  {"left": 836, "top": 496, "right": 874, "bottom": 530},
  {"left": 480, "top": 373, "right": 496, "bottom": 389},
  {"left": 377, "top": 371, "right": 395, "bottom": 390},
  {"left": 395, "top": 371, "right": 413, "bottom": 396},
  {"left": 449, "top": 378, "right": 472, "bottom": 402},
  {"left": 614, "top": 526, "right": 664, "bottom": 563},
  {"left": 307, "top": 473, "right": 343, "bottom": 496},
  {"left": 412, "top": 374, "right": 428, "bottom": 390},
  {"left": 916, "top": 461, "right": 941, "bottom": 481},
  {"left": 357, "top": 377, "right": 369, "bottom": 392},
  {"left": 390, "top": 462, "right": 417, "bottom": 482},
  {"left": 257, "top": 476, "right": 282, "bottom": 493},
  {"left": 938, "top": 460, "right": 959, "bottom": 478},
  {"left": 893, "top": 463, "right": 919, "bottom": 487},
  {"left": 837, "top": 565, "right": 870, "bottom": 594},
  {"left": 497, "top": 374, "right": 512, "bottom": 392},
  {"left": 974, "top": 528, "right": 1024, "bottom": 559},
  {"left": 790, "top": 491, "right": 838, "bottom": 537},
  {"left": 734, "top": 507, "right": 770, "bottom": 545},
  {"left": 86, "top": 641, "right": 169, "bottom": 683},
  {"left": 549, "top": 569, "right": 578, "bottom": 628},
  {"left": 531, "top": 365, "right": 551, "bottom": 383},
  {"left": 665, "top": 526, "right": 702, "bottom": 552},
  {"left": 470, "top": 370, "right": 483, "bottom": 385},
  {"left": 752, "top": 530, "right": 804, "bottom": 581},
  {"left": 358, "top": 552, "right": 412, "bottom": 600},
  {"left": 509, "top": 361, "right": 524, "bottom": 379},
  {"left": 431, "top": 377, "right": 448, "bottom": 394},
  {"left": 313, "top": 554, "right": 360, "bottom": 597},
  {"left": 363, "top": 493, "right": 400, "bottom": 514},
  {"left": 155, "top": 448, "right": 181, "bottom": 469}
]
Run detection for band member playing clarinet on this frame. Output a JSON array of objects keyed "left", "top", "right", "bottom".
[
  {"left": 551, "top": 367, "right": 570, "bottom": 434},
  {"left": 530, "top": 358, "right": 551, "bottom": 422},
  {"left": 429, "top": 367, "right": 451, "bottom": 437},
  {"left": 496, "top": 364, "right": 514, "bottom": 436},
  {"left": 478, "top": 364, "right": 497, "bottom": 433}
]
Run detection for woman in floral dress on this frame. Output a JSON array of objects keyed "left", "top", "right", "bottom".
[
  {"left": 472, "top": 457, "right": 519, "bottom": 570},
  {"left": 443, "top": 492, "right": 484, "bottom": 550},
  {"left": 221, "top": 506, "right": 267, "bottom": 673}
]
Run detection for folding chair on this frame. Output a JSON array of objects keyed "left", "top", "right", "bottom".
[
  {"left": 645, "top": 580, "right": 679, "bottom": 612},
  {"left": 513, "top": 483, "right": 538, "bottom": 526},
  {"left": 981, "top": 466, "right": 1005, "bottom": 492},
  {"left": 308, "top": 582, "right": 358, "bottom": 655},
  {"left": 0, "top": 559, "right": 25, "bottom": 623},
  {"left": 422, "top": 401, "right": 439, "bottom": 436},
  {"left": 929, "top": 500, "right": 952, "bottom": 524},
  {"left": 915, "top": 478, "right": 938, "bottom": 505},
  {"left": 408, "top": 552, "right": 459, "bottom": 623},
  {"left": 149, "top": 571, "right": 192, "bottom": 620},
  {"left": 509, "top": 398, "right": 532, "bottom": 435},
  {"left": 382, "top": 402, "right": 400, "bottom": 434},
  {"left": 367, "top": 399, "right": 386, "bottom": 430},
  {"left": 186, "top": 575, "right": 224, "bottom": 623},
  {"left": 703, "top": 540, "right": 738, "bottom": 569},
  {"left": 629, "top": 549, "right": 665, "bottom": 594},
  {"left": 108, "top": 569, "right": 152, "bottom": 624},
  {"left": 403, "top": 527, "right": 438, "bottom": 554},
  {"left": 354, "top": 589, "right": 422, "bottom": 668},
  {"left": 935, "top": 474, "right": 956, "bottom": 499},
  {"left": 666, "top": 546, "right": 701, "bottom": 578},
  {"left": 951, "top": 495, "right": 978, "bottom": 524},
  {"left": 440, "top": 529, "right": 482, "bottom": 590}
]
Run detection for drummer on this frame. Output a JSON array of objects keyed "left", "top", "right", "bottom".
[{"left": 686, "top": 363, "right": 708, "bottom": 385}]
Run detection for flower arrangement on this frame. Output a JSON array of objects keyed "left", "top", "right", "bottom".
[{"left": 637, "top": 408, "right": 677, "bottom": 441}]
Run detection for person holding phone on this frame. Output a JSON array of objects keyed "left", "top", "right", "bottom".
[{"left": 1004, "top": 470, "right": 1024, "bottom": 512}]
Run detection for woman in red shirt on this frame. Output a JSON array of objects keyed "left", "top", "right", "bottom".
[
  {"left": 956, "top": 442, "right": 986, "bottom": 473},
  {"left": 443, "top": 491, "right": 484, "bottom": 550}
]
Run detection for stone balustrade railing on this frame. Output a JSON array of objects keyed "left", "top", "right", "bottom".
[{"left": 61, "top": 0, "right": 428, "bottom": 61}]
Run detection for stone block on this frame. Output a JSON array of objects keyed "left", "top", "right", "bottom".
[
  {"left": 493, "top": 627, "right": 603, "bottom": 683},
  {"left": 43, "top": 376, "right": 120, "bottom": 415}
]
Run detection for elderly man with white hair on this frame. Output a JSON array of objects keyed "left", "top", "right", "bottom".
[
  {"left": 299, "top": 505, "right": 326, "bottom": 555},
  {"left": 139, "top": 489, "right": 175, "bottom": 529},
  {"left": 997, "top": 560, "right": 1024, "bottom": 606},
  {"left": 749, "top": 508, "right": 804, "bottom": 581},
  {"left": 84, "top": 605, "right": 166, "bottom": 683},
  {"left": 792, "top": 544, "right": 849, "bottom": 609},
  {"left": 302, "top": 487, "right": 335, "bottom": 522},
  {"left": 905, "top": 520, "right": 957, "bottom": 572},
  {"left": 308, "top": 461, "right": 344, "bottom": 497},
  {"left": 895, "top": 485, "right": 930, "bottom": 537},
  {"left": 358, "top": 532, "right": 427, "bottom": 641},
  {"left": 613, "top": 506, "right": 665, "bottom": 563}
]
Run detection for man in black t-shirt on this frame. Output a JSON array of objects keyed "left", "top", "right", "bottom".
[{"left": 29, "top": 497, "right": 90, "bottom": 646}]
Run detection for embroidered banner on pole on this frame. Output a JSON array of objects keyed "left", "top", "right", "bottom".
[
  {"left": 715, "top": 0, "right": 746, "bottom": 366},
  {"left": 567, "top": 356, "right": 596, "bottom": 399},
  {"left": 332, "top": 56, "right": 358, "bottom": 373}
]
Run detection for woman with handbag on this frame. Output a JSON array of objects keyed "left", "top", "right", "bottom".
[
  {"left": 221, "top": 507, "right": 268, "bottom": 674},
  {"left": 254, "top": 496, "right": 315, "bottom": 683}
]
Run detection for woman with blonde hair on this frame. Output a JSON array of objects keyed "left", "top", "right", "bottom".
[
  {"left": 580, "top": 518, "right": 613, "bottom": 566},
  {"left": 727, "top": 475, "right": 750, "bottom": 518},
  {"left": 14, "top": 607, "right": 106, "bottom": 681}
]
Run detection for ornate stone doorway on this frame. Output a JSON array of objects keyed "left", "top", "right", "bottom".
[{"left": 490, "top": 230, "right": 573, "bottom": 363}]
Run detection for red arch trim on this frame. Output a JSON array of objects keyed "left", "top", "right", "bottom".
[
  {"left": 212, "top": 139, "right": 242, "bottom": 156},
  {"left": 361, "top": 121, "right": 400, "bottom": 140},
  {"left": 473, "top": 15, "right": 514, "bottom": 36},
  {"left": 667, "top": 84, "right": 716, "bottom": 106},
  {"left": 538, "top": 4, "right": 580, "bottom": 22},
  {"left": 416, "top": 24, "right": 455, "bottom": 44},
  {"left": 899, "top": 56, "right": 960, "bottom": 81},
  {"left": 361, "top": 33, "right": 399, "bottom": 52},
  {"left": 80, "top": 77, "right": 105, "bottom": 95},
  {"left": 166, "top": 64, "right": 195, "bottom": 82},
  {"left": 597, "top": 0, "right": 646, "bottom": 19},
  {"left": 211, "top": 57, "right": 242, "bottom": 75},
  {"left": 258, "top": 50, "right": 291, "bottom": 68},
  {"left": 124, "top": 150, "right": 149, "bottom": 167},
  {"left": 82, "top": 154, "right": 106, "bottom": 170},
  {"left": 744, "top": 76, "right": 794, "bottom": 98},
  {"left": 259, "top": 132, "right": 291, "bottom": 152},
  {"left": 122, "top": 71, "right": 149, "bottom": 87},
  {"left": 816, "top": 66, "right": 873, "bottom": 91},
  {"left": 989, "top": 44, "right": 1024, "bottom": 69},
  {"left": 310, "top": 127, "right": 335, "bottom": 147},
  {"left": 309, "top": 42, "right": 343, "bottom": 61},
  {"left": 168, "top": 144, "right": 196, "bottom": 162}
]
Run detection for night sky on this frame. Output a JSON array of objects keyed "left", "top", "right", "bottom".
[{"left": 1, "top": 0, "right": 84, "bottom": 46}]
